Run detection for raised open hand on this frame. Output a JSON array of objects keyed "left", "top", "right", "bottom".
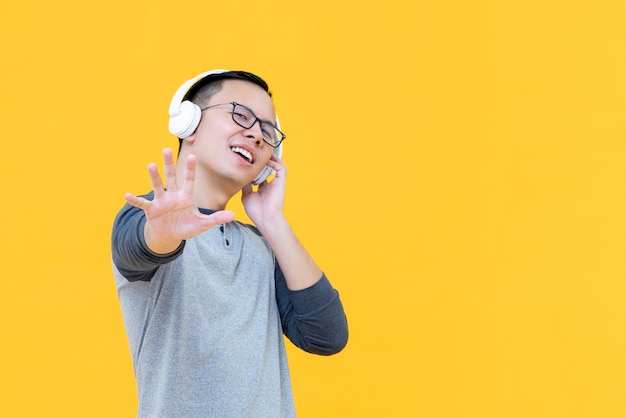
[{"left": 125, "top": 148, "right": 234, "bottom": 254}]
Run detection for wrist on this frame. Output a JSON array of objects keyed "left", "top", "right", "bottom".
[{"left": 255, "top": 214, "right": 288, "bottom": 240}]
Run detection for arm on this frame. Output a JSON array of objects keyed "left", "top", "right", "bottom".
[
  {"left": 256, "top": 214, "right": 323, "bottom": 290},
  {"left": 242, "top": 155, "right": 348, "bottom": 354},
  {"left": 241, "top": 154, "right": 323, "bottom": 291},
  {"left": 276, "top": 266, "right": 348, "bottom": 355}
]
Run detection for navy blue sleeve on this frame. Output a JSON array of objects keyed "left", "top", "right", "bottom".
[
  {"left": 111, "top": 192, "right": 185, "bottom": 282},
  {"left": 276, "top": 266, "right": 349, "bottom": 356}
]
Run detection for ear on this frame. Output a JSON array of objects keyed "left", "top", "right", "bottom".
[
  {"left": 177, "top": 132, "right": 197, "bottom": 157},
  {"left": 183, "top": 131, "right": 197, "bottom": 144}
]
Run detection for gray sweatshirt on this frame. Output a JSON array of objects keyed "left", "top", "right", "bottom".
[{"left": 111, "top": 195, "right": 348, "bottom": 417}]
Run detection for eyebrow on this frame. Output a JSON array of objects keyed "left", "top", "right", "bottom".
[{"left": 239, "top": 102, "right": 277, "bottom": 128}]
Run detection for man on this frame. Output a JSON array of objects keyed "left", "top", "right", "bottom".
[{"left": 111, "top": 70, "right": 348, "bottom": 417}]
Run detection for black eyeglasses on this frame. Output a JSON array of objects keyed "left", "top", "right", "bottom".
[{"left": 200, "top": 102, "right": 286, "bottom": 148}]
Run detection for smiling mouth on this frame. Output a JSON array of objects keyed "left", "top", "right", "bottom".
[{"left": 231, "top": 147, "right": 254, "bottom": 164}]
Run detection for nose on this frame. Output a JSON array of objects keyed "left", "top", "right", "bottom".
[{"left": 243, "top": 120, "right": 264, "bottom": 146}]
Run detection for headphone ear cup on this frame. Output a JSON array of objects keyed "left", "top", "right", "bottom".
[{"left": 168, "top": 100, "right": 201, "bottom": 138}]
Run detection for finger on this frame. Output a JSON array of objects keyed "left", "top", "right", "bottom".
[
  {"left": 162, "top": 148, "right": 177, "bottom": 192},
  {"left": 197, "top": 209, "right": 235, "bottom": 232},
  {"left": 147, "top": 163, "right": 166, "bottom": 198},
  {"left": 266, "top": 158, "right": 287, "bottom": 177},
  {"left": 124, "top": 192, "right": 151, "bottom": 210},
  {"left": 182, "top": 154, "right": 197, "bottom": 195},
  {"left": 267, "top": 153, "right": 284, "bottom": 168},
  {"left": 207, "top": 210, "right": 235, "bottom": 226}
]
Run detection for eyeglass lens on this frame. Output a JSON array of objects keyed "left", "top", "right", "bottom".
[{"left": 231, "top": 104, "right": 282, "bottom": 147}]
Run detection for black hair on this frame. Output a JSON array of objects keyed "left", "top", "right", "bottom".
[{"left": 184, "top": 71, "right": 272, "bottom": 103}]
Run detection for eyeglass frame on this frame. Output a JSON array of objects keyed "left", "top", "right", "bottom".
[{"left": 200, "top": 101, "right": 286, "bottom": 148}]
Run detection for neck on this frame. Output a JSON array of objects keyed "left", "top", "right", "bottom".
[{"left": 175, "top": 153, "right": 239, "bottom": 211}]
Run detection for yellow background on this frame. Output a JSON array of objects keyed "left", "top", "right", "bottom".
[{"left": 0, "top": 0, "right": 623, "bottom": 417}]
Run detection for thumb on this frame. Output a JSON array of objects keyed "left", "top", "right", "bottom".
[
  {"left": 200, "top": 210, "right": 235, "bottom": 231},
  {"left": 212, "top": 209, "right": 235, "bottom": 224}
]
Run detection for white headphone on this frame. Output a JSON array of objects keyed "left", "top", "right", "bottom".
[{"left": 168, "top": 69, "right": 283, "bottom": 185}]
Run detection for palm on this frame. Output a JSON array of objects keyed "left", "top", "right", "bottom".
[{"left": 140, "top": 188, "right": 209, "bottom": 241}]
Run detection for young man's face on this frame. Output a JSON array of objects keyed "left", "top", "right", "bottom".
[{"left": 184, "top": 79, "right": 276, "bottom": 186}]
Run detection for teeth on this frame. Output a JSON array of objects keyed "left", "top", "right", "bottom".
[{"left": 231, "top": 147, "right": 253, "bottom": 163}]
